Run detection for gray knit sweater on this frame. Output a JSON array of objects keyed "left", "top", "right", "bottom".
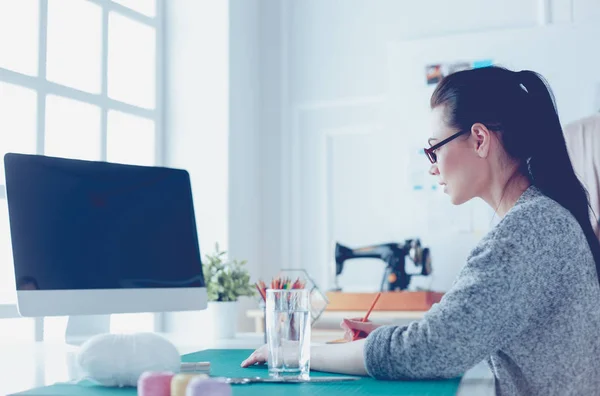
[{"left": 364, "top": 185, "right": 600, "bottom": 396}]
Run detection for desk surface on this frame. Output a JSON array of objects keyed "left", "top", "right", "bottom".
[{"left": 1, "top": 333, "right": 494, "bottom": 396}]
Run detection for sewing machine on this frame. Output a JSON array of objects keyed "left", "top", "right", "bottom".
[{"left": 333, "top": 239, "right": 432, "bottom": 292}]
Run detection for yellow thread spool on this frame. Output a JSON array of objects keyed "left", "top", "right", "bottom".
[{"left": 171, "top": 373, "right": 208, "bottom": 396}]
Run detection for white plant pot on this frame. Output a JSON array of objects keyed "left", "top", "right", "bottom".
[{"left": 207, "top": 301, "right": 237, "bottom": 339}]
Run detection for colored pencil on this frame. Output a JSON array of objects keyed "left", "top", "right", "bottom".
[
  {"left": 255, "top": 276, "right": 305, "bottom": 302},
  {"left": 362, "top": 292, "right": 382, "bottom": 322},
  {"left": 352, "top": 292, "right": 382, "bottom": 341},
  {"left": 255, "top": 282, "right": 266, "bottom": 301}
]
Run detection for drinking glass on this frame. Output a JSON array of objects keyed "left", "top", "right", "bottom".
[{"left": 265, "top": 289, "right": 311, "bottom": 379}]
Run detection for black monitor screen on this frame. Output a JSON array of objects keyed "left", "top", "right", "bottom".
[{"left": 4, "top": 153, "right": 205, "bottom": 291}]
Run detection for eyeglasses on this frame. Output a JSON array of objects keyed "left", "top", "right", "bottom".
[{"left": 424, "top": 130, "right": 470, "bottom": 164}]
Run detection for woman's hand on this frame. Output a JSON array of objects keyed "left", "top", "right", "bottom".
[
  {"left": 240, "top": 344, "right": 269, "bottom": 367},
  {"left": 241, "top": 340, "right": 369, "bottom": 376},
  {"left": 341, "top": 318, "right": 381, "bottom": 341}
]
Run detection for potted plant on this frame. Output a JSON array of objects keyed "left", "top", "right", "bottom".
[{"left": 202, "top": 243, "right": 255, "bottom": 339}]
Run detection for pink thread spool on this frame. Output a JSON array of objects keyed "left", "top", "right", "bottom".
[
  {"left": 138, "top": 371, "right": 175, "bottom": 396},
  {"left": 186, "top": 377, "right": 232, "bottom": 396}
]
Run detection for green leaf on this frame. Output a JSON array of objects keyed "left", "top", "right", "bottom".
[{"left": 201, "top": 243, "right": 256, "bottom": 302}]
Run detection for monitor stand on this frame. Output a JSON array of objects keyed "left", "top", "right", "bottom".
[{"left": 65, "top": 314, "right": 111, "bottom": 346}]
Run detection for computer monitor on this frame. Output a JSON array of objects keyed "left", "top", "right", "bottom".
[{"left": 4, "top": 153, "right": 207, "bottom": 317}]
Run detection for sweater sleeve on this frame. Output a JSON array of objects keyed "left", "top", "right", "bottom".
[{"left": 364, "top": 233, "right": 542, "bottom": 379}]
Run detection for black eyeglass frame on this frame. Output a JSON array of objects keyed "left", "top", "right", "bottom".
[{"left": 423, "top": 130, "right": 470, "bottom": 164}]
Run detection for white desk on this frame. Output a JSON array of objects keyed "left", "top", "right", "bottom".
[{"left": 0, "top": 333, "right": 494, "bottom": 396}]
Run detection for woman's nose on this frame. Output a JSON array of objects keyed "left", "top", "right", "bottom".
[{"left": 429, "top": 164, "right": 439, "bottom": 176}]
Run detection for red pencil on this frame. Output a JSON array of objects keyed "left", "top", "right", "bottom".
[
  {"left": 255, "top": 282, "right": 266, "bottom": 301},
  {"left": 362, "top": 292, "right": 382, "bottom": 322},
  {"left": 353, "top": 292, "right": 382, "bottom": 341}
]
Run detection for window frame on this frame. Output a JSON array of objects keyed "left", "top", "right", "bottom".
[{"left": 0, "top": 0, "right": 165, "bottom": 337}]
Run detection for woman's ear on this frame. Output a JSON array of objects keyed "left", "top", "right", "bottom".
[{"left": 471, "top": 123, "right": 491, "bottom": 158}]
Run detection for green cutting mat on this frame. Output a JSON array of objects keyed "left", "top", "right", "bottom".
[{"left": 11, "top": 349, "right": 461, "bottom": 396}]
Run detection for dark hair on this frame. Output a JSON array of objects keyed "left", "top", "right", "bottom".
[{"left": 430, "top": 65, "right": 600, "bottom": 284}]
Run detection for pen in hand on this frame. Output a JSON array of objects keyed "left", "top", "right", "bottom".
[{"left": 352, "top": 292, "right": 382, "bottom": 341}]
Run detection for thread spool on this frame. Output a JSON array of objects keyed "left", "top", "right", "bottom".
[
  {"left": 171, "top": 373, "right": 208, "bottom": 396},
  {"left": 186, "top": 377, "right": 232, "bottom": 396},
  {"left": 138, "top": 371, "right": 175, "bottom": 396}
]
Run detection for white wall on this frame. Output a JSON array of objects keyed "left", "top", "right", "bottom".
[
  {"left": 162, "top": 0, "right": 600, "bottom": 333},
  {"left": 272, "top": 0, "right": 540, "bottom": 292},
  {"left": 163, "top": 0, "right": 229, "bottom": 254},
  {"left": 259, "top": 0, "right": 600, "bottom": 294},
  {"left": 228, "top": 0, "right": 261, "bottom": 331},
  {"left": 287, "top": 0, "right": 536, "bottom": 102},
  {"left": 162, "top": 0, "right": 230, "bottom": 335},
  {"left": 163, "top": 0, "right": 264, "bottom": 333}
]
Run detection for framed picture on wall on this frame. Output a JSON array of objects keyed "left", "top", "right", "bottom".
[{"left": 425, "top": 64, "right": 443, "bottom": 85}]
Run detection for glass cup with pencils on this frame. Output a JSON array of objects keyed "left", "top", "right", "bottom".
[{"left": 256, "top": 276, "right": 311, "bottom": 379}]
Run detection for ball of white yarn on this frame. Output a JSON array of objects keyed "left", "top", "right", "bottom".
[{"left": 77, "top": 332, "right": 181, "bottom": 387}]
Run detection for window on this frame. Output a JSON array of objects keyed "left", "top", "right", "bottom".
[
  {"left": 46, "top": 0, "right": 102, "bottom": 93},
  {"left": 0, "top": 0, "right": 163, "bottom": 337},
  {"left": 107, "top": 110, "right": 155, "bottom": 165},
  {"left": 108, "top": 12, "right": 156, "bottom": 109},
  {"left": 45, "top": 94, "right": 102, "bottom": 160},
  {"left": 0, "top": 0, "right": 39, "bottom": 76}
]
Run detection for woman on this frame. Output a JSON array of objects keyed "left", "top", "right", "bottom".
[{"left": 241, "top": 66, "right": 600, "bottom": 396}]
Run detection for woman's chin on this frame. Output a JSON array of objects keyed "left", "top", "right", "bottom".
[
  {"left": 446, "top": 189, "right": 463, "bottom": 205},
  {"left": 449, "top": 193, "right": 471, "bottom": 205}
]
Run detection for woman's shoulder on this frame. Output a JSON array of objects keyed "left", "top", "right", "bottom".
[
  {"left": 462, "top": 187, "right": 588, "bottom": 279},
  {"left": 486, "top": 185, "right": 585, "bottom": 250}
]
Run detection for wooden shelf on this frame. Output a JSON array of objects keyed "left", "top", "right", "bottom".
[{"left": 325, "top": 291, "right": 444, "bottom": 311}]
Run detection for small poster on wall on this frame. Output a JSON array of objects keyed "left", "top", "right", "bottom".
[
  {"left": 425, "top": 64, "right": 444, "bottom": 85},
  {"left": 425, "top": 59, "right": 494, "bottom": 86}
]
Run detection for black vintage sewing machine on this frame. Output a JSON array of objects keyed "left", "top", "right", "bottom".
[{"left": 334, "top": 239, "right": 432, "bottom": 291}]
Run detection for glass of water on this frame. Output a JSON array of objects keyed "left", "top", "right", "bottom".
[{"left": 265, "top": 289, "right": 311, "bottom": 379}]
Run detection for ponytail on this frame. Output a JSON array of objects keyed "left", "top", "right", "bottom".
[
  {"left": 431, "top": 66, "right": 600, "bottom": 284},
  {"left": 518, "top": 70, "right": 600, "bottom": 281}
]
